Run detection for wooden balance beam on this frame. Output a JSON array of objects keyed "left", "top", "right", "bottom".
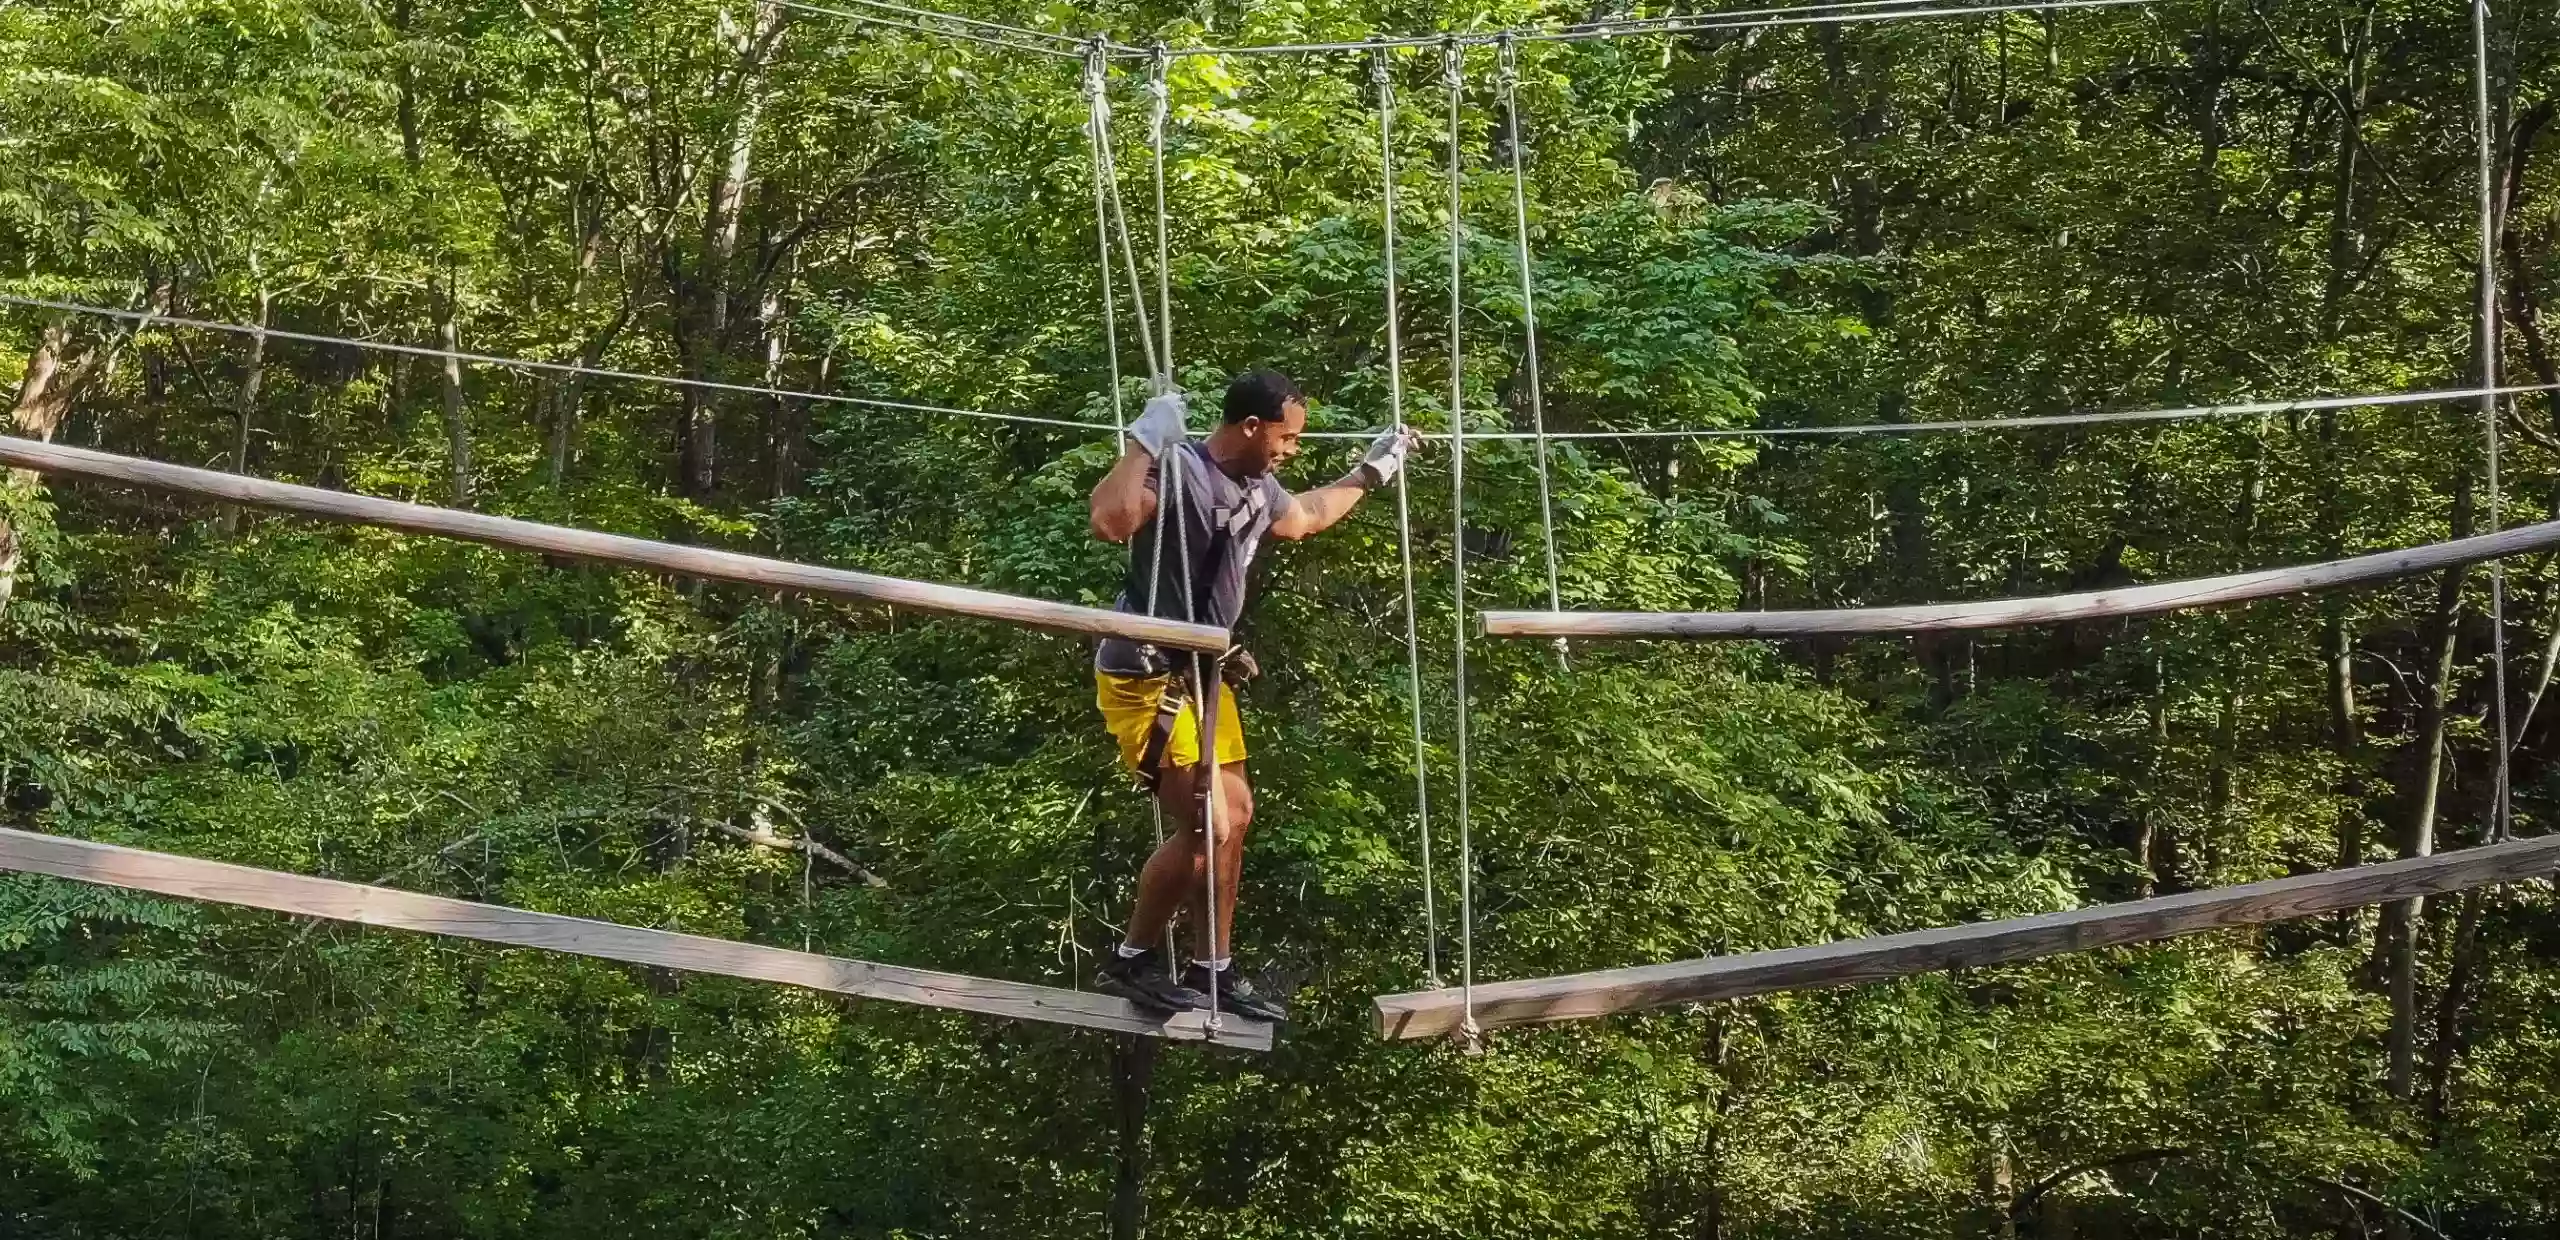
[
  {"left": 0, "top": 828, "right": 1274, "bottom": 1051},
  {"left": 1480, "top": 516, "right": 2560, "bottom": 640},
  {"left": 1372, "top": 834, "right": 2560, "bottom": 1040},
  {"left": 0, "top": 435, "right": 1226, "bottom": 653}
]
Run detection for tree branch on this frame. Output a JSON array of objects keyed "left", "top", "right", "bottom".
[{"left": 708, "top": 820, "right": 887, "bottom": 888}]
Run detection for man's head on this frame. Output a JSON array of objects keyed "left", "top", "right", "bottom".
[{"left": 1214, "top": 368, "right": 1307, "bottom": 476}]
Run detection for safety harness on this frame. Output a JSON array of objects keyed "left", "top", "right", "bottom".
[{"left": 1130, "top": 470, "right": 1271, "bottom": 793}]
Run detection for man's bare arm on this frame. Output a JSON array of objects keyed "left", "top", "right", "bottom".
[
  {"left": 1271, "top": 427, "right": 1417, "bottom": 540},
  {"left": 1090, "top": 446, "right": 1158, "bottom": 543},
  {"left": 1269, "top": 472, "right": 1374, "bottom": 541}
]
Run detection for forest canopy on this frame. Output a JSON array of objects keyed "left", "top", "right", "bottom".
[{"left": 2, "top": 0, "right": 2558, "bottom": 1235}]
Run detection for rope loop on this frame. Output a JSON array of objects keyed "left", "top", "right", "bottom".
[
  {"left": 1146, "top": 42, "right": 1171, "bottom": 146},
  {"left": 1082, "top": 38, "right": 1108, "bottom": 100}
]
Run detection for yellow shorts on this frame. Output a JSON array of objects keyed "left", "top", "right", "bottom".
[{"left": 1095, "top": 671, "right": 1246, "bottom": 772}]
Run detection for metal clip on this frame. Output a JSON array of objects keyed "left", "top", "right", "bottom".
[
  {"left": 1440, "top": 35, "right": 1463, "bottom": 90},
  {"left": 1367, "top": 38, "right": 1390, "bottom": 87},
  {"left": 1496, "top": 31, "right": 1518, "bottom": 94}
]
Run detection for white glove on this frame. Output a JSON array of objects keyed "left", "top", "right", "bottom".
[
  {"left": 1130, "top": 391, "right": 1190, "bottom": 458},
  {"left": 1357, "top": 425, "right": 1419, "bottom": 487}
]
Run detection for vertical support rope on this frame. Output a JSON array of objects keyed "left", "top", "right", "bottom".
[
  {"left": 1443, "top": 36, "right": 1481, "bottom": 1042},
  {"left": 1143, "top": 45, "right": 1221, "bottom": 1029},
  {"left": 1375, "top": 45, "right": 1442, "bottom": 988},
  {"left": 1094, "top": 44, "right": 1176, "bottom": 877},
  {"left": 1085, "top": 44, "right": 1129, "bottom": 451},
  {"left": 1148, "top": 45, "right": 1177, "bottom": 388},
  {"left": 1497, "top": 34, "right": 1567, "bottom": 660},
  {"left": 2472, "top": 0, "right": 2512, "bottom": 842},
  {"left": 1096, "top": 92, "right": 1163, "bottom": 393}
]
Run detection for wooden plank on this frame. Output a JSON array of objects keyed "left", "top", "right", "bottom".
[
  {"left": 1481, "top": 517, "right": 2560, "bottom": 640},
  {"left": 0, "top": 829, "right": 1273, "bottom": 1051},
  {"left": 1372, "top": 835, "right": 2560, "bottom": 1040},
  {"left": 0, "top": 435, "right": 1226, "bottom": 653}
]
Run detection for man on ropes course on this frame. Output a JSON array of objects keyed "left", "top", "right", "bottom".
[{"left": 1086, "top": 369, "right": 1416, "bottom": 1020}]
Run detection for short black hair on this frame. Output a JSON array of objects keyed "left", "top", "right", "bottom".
[{"left": 1222, "top": 369, "right": 1304, "bottom": 424}]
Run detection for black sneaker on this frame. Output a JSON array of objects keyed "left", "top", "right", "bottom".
[
  {"left": 1182, "top": 963, "right": 1289, "bottom": 1024},
  {"left": 1097, "top": 947, "right": 1207, "bottom": 1014}
]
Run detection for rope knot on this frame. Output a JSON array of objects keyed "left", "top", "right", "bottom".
[
  {"left": 1440, "top": 35, "right": 1463, "bottom": 89},
  {"left": 1146, "top": 44, "right": 1171, "bottom": 145},
  {"left": 1081, "top": 39, "right": 1108, "bottom": 100},
  {"left": 1496, "top": 32, "right": 1518, "bottom": 91},
  {"left": 1367, "top": 40, "right": 1390, "bottom": 86}
]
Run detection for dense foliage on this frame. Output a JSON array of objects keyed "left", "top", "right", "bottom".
[{"left": 3, "top": 0, "right": 2557, "bottom": 1234}]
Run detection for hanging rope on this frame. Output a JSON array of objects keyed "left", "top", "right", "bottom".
[
  {"left": 1093, "top": 87, "right": 1163, "bottom": 391},
  {"left": 1103, "top": 46, "right": 1221, "bottom": 1026},
  {"left": 1496, "top": 34, "right": 1568, "bottom": 668},
  {"left": 1085, "top": 46, "right": 1130, "bottom": 450},
  {"left": 1147, "top": 45, "right": 1177, "bottom": 386},
  {"left": 1442, "top": 36, "right": 1481, "bottom": 1043},
  {"left": 1154, "top": 68, "right": 1225, "bottom": 1029},
  {"left": 1373, "top": 45, "right": 1443, "bottom": 987},
  {"left": 2470, "top": 0, "right": 2512, "bottom": 843}
]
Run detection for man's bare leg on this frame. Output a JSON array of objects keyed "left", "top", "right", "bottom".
[
  {"left": 1123, "top": 767, "right": 1204, "bottom": 952},
  {"left": 1184, "top": 762, "right": 1253, "bottom": 961}
]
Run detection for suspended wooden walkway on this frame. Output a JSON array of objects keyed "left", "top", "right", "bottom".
[
  {"left": 0, "top": 829, "right": 1274, "bottom": 1050},
  {"left": 0, "top": 438, "right": 1269, "bottom": 1043},
  {"left": 0, "top": 436, "right": 1227, "bottom": 652},
  {"left": 1480, "top": 517, "right": 2560, "bottom": 640},
  {"left": 1372, "top": 835, "right": 2560, "bottom": 1039}
]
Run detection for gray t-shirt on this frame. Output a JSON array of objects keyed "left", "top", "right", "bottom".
[{"left": 1095, "top": 442, "right": 1290, "bottom": 676}]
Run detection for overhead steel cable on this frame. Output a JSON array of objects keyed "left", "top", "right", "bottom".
[
  {"left": 760, "top": 0, "right": 2158, "bottom": 61},
  {"left": 1543, "top": 0, "right": 2012, "bottom": 35},
  {"left": 1147, "top": 0, "right": 2158, "bottom": 58},
  {"left": 1295, "top": 382, "right": 2560, "bottom": 441},
  {"left": 770, "top": 0, "right": 1104, "bottom": 57},
  {"left": 0, "top": 293, "right": 1118, "bottom": 433},
  {"left": 21, "top": 293, "right": 2548, "bottom": 447}
]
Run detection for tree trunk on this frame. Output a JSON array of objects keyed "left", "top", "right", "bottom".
[
  {"left": 2500, "top": 102, "right": 2557, "bottom": 438},
  {"left": 546, "top": 189, "right": 620, "bottom": 487},
  {"left": 2423, "top": 886, "right": 2486, "bottom": 1125},
  {"left": 1108, "top": 1034, "right": 1160, "bottom": 1240},
  {"left": 672, "top": 2, "right": 779, "bottom": 501},
  {"left": 2317, "top": 3, "right": 2376, "bottom": 337},
  {"left": 218, "top": 283, "right": 272, "bottom": 535},
  {"left": 2, "top": 323, "right": 84, "bottom": 617},
  {"left": 2328, "top": 608, "right": 2367, "bottom": 873},
  {"left": 2137, "top": 650, "right": 2172, "bottom": 896},
  {"left": 2384, "top": 476, "right": 2473, "bottom": 1100},
  {"left": 437, "top": 275, "right": 473, "bottom": 505}
]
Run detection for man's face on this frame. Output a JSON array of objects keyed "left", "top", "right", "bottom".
[{"left": 1237, "top": 398, "right": 1307, "bottom": 475}]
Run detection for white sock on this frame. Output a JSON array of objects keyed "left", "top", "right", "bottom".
[
  {"left": 1117, "top": 942, "right": 1148, "bottom": 959},
  {"left": 1197, "top": 956, "right": 1231, "bottom": 973}
]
